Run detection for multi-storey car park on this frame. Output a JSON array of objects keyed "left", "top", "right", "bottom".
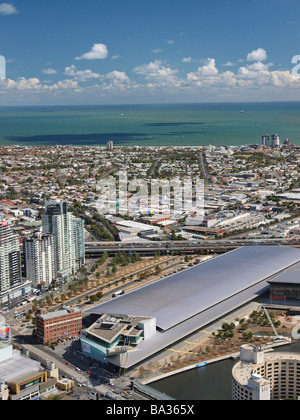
[{"left": 81, "top": 246, "right": 300, "bottom": 370}]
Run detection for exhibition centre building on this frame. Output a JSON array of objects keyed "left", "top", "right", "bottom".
[{"left": 81, "top": 246, "right": 300, "bottom": 369}]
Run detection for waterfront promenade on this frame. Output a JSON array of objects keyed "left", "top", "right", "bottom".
[{"left": 142, "top": 338, "right": 292, "bottom": 386}]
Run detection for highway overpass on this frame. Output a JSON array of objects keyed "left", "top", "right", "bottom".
[{"left": 84, "top": 239, "right": 300, "bottom": 257}]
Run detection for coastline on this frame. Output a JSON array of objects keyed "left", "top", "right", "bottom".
[{"left": 0, "top": 102, "right": 300, "bottom": 147}]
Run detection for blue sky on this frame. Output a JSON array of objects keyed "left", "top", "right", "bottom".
[{"left": 1, "top": 0, "right": 300, "bottom": 105}]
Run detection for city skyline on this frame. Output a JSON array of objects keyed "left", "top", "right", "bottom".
[
  {"left": 0, "top": 143, "right": 300, "bottom": 400},
  {"left": 2, "top": 0, "right": 300, "bottom": 402},
  {"left": 1, "top": 0, "right": 300, "bottom": 105}
]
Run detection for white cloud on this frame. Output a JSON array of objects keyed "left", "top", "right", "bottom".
[
  {"left": 133, "top": 60, "right": 178, "bottom": 83},
  {"left": 106, "top": 70, "right": 129, "bottom": 83},
  {"left": 247, "top": 48, "right": 267, "bottom": 62},
  {"left": 187, "top": 58, "right": 219, "bottom": 81},
  {"left": 151, "top": 48, "right": 163, "bottom": 54},
  {"left": 182, "top": 57, "right": 192, "bottom": 63},
  {"left": 2, "top": 48, "right": 300, "bottom": 104},
  {"left": 14, "top": 78, "right": 41, "bottom": 91},
  {"left": 237, "top": 61, "right": 273, "bottom": 83},
  {"left": 75, "top": 43, "right": 108, "bottom": 60},
  {"left": 48, "top": 79, "right": 79, "bottom": 91},
  {"left": 269, "top": 70, "right": 296, "bottom": 87},
  {"left": 42, "top": 68, "right": 57, "bottom": 75},
  {"left": 64, "top": 64, "right": 100, "bottom": 81},
  {"left": 0, "top": 3, "right": 17, "bottom": 15},
  {"left": 100, "top": 71, "right": 131, "bottom": 93},
  {"left": 223, "top": 61, "right": 235, "bottom": 67},
  {"left": 0, "top": 77, "right": 81, "bottom": 103},
  {"left": 0, "top": 77, "right": 79, "bottom": 92},
  {"left": 246, "top": 62, "right": 269, "bottom": 72},
  {"left": 198, "top": 58, "right": 219, "bottom": 76},
  {"left": 183, "top": 55, "right": 300, "bottom": 96}
]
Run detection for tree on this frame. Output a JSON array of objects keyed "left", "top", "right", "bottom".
[
  {"left": 155, "top": 266, "right": 162, "bottom": 275},
  {"left": 241, "top": 323, "right": 248, "bottom": 331},
  {"left": 96, "top": 291, "right": 103, "bottom": 300}
]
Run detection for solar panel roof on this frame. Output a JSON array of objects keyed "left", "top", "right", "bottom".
[{"left": 87, "top": 246, "right": 300, "bottom": 331}]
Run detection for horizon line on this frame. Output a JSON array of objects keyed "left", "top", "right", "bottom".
[{"left": 1, "top": 100, "right": 300, "bottom": 109}]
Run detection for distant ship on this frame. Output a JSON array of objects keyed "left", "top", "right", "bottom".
[{"left": 240, "top": 110, "right": 244, "bottom": 113}]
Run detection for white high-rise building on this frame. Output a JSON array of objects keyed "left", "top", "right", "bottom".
[
  {"left": 0, "top": 222, "right": 24, "bottom": 308},
  {"left": 71, "top": 216, "right": 85, "bottom": 270},
  {"left": 42, "top": 201, "right": 85, "bottom": 281},
  {"left": 0, "top": 223, "right": 21, "bottom": 293},
  {"left": 24, "top": 232, "right": 56, "bottom": 288},
  {"left": 107, "top": 140, "right": 114, "bottom": 150},
  {"left": 271, "top": 134, "right": 280, "bottom": 148},
  {"left": 262, "top": 134, "right": 270, "bottom": 147}
]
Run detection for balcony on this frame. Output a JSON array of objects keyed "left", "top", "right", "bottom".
[{"left": 106, "top": 345, "right": 135, "bottom": 355}]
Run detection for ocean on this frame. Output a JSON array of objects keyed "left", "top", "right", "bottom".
[{"left": 0, "top": 102, "right": 300, "bottom": 147}]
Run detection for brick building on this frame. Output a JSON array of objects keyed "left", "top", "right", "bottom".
[{"left": 36, "top": 306, "right": 82, "bottom": 345}]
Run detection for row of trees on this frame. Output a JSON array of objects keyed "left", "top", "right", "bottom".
[
  {"left": 111, "top": 251, "right": 141, "bottom": 267},
  {"left": 215, "top": 310, "right": 282, "bottom": 342}
]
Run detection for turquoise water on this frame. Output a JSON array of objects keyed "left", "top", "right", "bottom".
[{"left": 0, "top": 102, "right": 300, "bottom": 147}]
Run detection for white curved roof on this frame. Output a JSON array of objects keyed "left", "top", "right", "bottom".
[{"left": 87, "top": 246, "right": 300, "bottom": 331}]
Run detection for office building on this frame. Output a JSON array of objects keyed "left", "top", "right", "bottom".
[
  {"left": 0, "top": 222, "right": 22, "bottom": 293},
  {"left": 36, "top": 306, "right": 82, "bottom": 345},
  {"left": 262, "top": 134, "right": 270, "bottom": 147},
  {"left": 107, "top": 140, "right": 114, "bottom": 150},
  {"left": 271, "top": 134, "right": 280, "bottom": 148},
  {"left": 42, "top": 201, "right": 70, "bottom": 278},
  {"left": 42, "top": 201, "right": 85, "bottom": 281},
  {"left": 0, "top": 222, "right": 24, "bottom": 308},
  {"left": 71, "top": 216, "right": 85, "bottom": 271},
  {"left": 23, "top": 232, "right": 56, "bottom": 289}
]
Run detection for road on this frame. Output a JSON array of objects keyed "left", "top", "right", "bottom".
[
  {"left": 198, "top": 152, "right": 210, "bottom": 180},
  {"left": 11, "top": 328, "right": 134, "bottom": 400},
  {"left": 85, "top": 238, "right": 300, "bottom": 257}
]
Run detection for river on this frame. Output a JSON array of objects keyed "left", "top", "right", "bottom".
[{"left": 149, "top": 342, "right": 300, "bottom": 400}]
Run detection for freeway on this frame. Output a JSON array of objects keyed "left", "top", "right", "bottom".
[{"left": 85, "top": 239, "right": 300, "bottom": 256}]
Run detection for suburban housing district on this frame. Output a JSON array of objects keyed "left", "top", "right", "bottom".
[{"left": 1, "top": 136, "right": 300, "bottom": 400}]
